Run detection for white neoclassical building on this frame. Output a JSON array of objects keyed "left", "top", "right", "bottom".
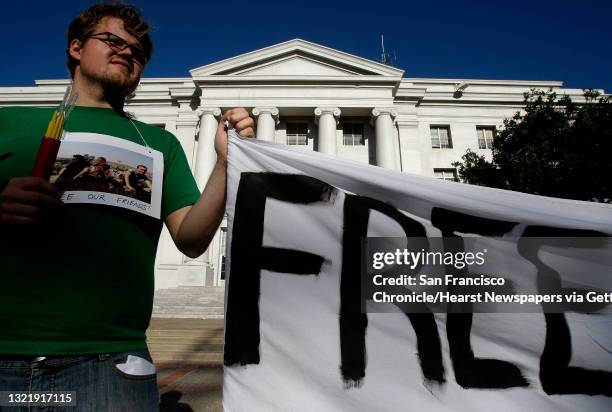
[{"left": 1, "top": 39, "right": 604, "bottom": 292}]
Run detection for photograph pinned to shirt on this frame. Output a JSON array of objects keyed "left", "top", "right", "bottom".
[{"left": 50, "top": 132, "right": 164, "bottom": 219}]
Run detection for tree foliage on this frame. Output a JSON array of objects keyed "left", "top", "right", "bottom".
[{"left": 452, "top": 89, "right": 612, "bottom": 202}]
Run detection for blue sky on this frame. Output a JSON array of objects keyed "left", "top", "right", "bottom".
[{"left": 2, "top": 0, "right": 611, "bottom": 93}]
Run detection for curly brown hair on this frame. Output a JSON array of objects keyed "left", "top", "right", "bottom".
[{"left": 66, "top": 1, "right": 153, "bottom": 77}]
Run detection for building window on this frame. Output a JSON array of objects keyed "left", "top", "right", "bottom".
[
  {"left": 430, "top": 126, "right": 452, "bottom": 149},
  {"left": 434, "top": 168, "right": 458, "bottom": 182},
  {"left": 220, "top": 228, "right": 227, "bottom": 281},
  {"left": 287, "top": 123, "right": 308, "bottom": 145},
  {"left": 343, "top": 123, "right": 364, "bottom": 145},
  {"left": 477, "top": 126, "right": 495, "bottom": 149}
]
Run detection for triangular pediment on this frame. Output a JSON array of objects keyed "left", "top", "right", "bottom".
[
  {"left": 190, "top": 39, "right": 404, "bottom": 78},
  {"left": 233, "top": 55, "right": 360, "bottom": 76}
]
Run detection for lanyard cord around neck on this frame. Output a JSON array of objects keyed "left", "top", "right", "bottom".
[{"left": 129, "top": 118, "right": 152, "bottom": 153}]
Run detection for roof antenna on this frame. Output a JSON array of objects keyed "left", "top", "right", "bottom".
[{"left": 381, "top": 34, "right": 387, "bottom": 64}]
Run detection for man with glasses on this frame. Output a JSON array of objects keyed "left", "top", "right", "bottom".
[{"left": 0, "top": 2, "right": 254, "bottom": 410}]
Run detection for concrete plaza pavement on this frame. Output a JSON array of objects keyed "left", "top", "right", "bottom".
[{"left": 148, "top": 318, "right": 224, "bottom": 412}]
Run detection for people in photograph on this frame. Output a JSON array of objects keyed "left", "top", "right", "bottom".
[
  {"left": 67, "top": 156, "right": 108, "bottom": 191},
  {"left": 124, "top": 164, "right": 152, "bottom": 202},
  {"left": 101, "top": 163, "right": 119, "bottom": 193},
  {"left": 53, "top": 154, "right": 89, "bottom": 188},
  {"left": 72, "top": 156, "right": 107, "bottom": 180}
]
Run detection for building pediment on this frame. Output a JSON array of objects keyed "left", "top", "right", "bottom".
[
  {"left": 231, "top": 54, "right": 361, "bottom": 76},
  {"left": 190, "top": 39, "right": 404, "bottom": 79}
]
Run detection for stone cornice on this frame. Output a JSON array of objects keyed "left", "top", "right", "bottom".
[
  {"left": 169, "top": 85, "right": 198, "bottom": 113},
  {"left": 190, "top": 39, "right": 404, "bottom": 78},
  {"left": 230, "top": 54, "right": 363, "bottom": 76},
  {"left": 191, "top": 75, "right": 402, "bottom": 86},
  {"left": 401, "top": 78, "right": 565, "bottom": 87},
  {"left": 126, "top": 89, "right": 172, "bottom": 103},
  {"left": 394, "top": 86, "right": 427, "bottom": 104},
  {"left": 169, "top": 85, "right": 197, "bottom": 99},
  {"left": 395, "top": 80, "right": 606, "bottom": 106},
  {"left": 31, "top": 79, "right": 70, "bottom": 87},
  {"left": 0, "top": 95, "right": 63, "bottom": 106},
  {"left": 33, "top": 78, "right": 192, "bottom": 86}
]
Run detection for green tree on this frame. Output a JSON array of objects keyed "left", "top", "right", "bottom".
[{"left": 452, "top": 89, "right": 612, "bottom": 202}]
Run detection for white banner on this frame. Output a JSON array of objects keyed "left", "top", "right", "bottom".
[{"left": 223, "top": 133, "right": 612, "bottom": 411}]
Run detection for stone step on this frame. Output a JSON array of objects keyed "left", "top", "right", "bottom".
[
  {"left": 151, "top": 350, "right": 223, "bottom": 355},
  {"left": 153, "top": 302, "right": 223, "bottom": 306},
  {"left": 152, "top": 352, "right": 223, "bottom": 358},
  {"left": 154, "top": 292, "right": 224, "bottom": 296},
  {"left": 152, "top": 309, "right": 223, "bottom": 315},
  {"left": 148, "top": 339, "right": 223, "bottom": 346},
  {"left": 150, "top": 353, "right": 223, "bottom": 363},
  {"left": 154, "top": 296, "right": 223, "bottom": 299},
  {"left": 152, "top": 286, "right": 226, "bottom": 319},
  {"left": 148, "top": 336, "right": 223, "bottom": 341},
  {"left": 147, "top": 335, "right": 224, "bottom": 346},
  {"left": 154, "top": 286, "right": 225, "bottom": 293},
  {"left": 151, "top": 344, "right": 223, "bottom": 352},
  {"left": 153, "top": 306, "right": 222, "bottom": 309},
  {"left": 147, "top": 319, "right": 224, "bottom": 368},
  {"left": 147, "top": 330, "right": 223, "bottom": 337},
  {"left": 149, "top": 313, "right": 223, "bottom": 320}
]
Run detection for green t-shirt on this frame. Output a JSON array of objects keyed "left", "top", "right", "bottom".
[{"left": 0, "top": 106, "right": 200, "bottom": 355}]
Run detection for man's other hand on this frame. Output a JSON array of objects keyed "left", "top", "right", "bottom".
[
  {"left": 0, "top": 177, "right": 62, "bottom": 225},
  {"left": 215, "top": 108, "right": 255, "bottom": 164}
]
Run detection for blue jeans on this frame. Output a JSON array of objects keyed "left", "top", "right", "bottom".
[{"left": 0, "top": 349, "right": 159, "bottom": 411}]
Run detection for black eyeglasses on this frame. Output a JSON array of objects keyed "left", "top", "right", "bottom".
[{"left": 88, "top": 32, "right": 147, "bottom": 65}]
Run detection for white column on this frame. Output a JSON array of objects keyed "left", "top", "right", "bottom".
[
  {"left": 170, "top": 86, "right": 198, "bottom": 168},
  {"left": 194, "top": 107, "right": 221, "bottom": 191},
  {"left": 397, "top": 113, "right": 421, "bottom": 174},
  {"left": 372, "top": 108, "right": 399, "bottom": 169},
  {"left": 314, "top": 107, "right": 341, "bottom": 155},
  {"left": 252, "top": 107, "right": 279, "bottom": 142}
]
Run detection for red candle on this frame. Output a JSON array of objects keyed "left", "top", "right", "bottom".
[{"left": 31, "top": 136, "right": 62, "bottom": 180}]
